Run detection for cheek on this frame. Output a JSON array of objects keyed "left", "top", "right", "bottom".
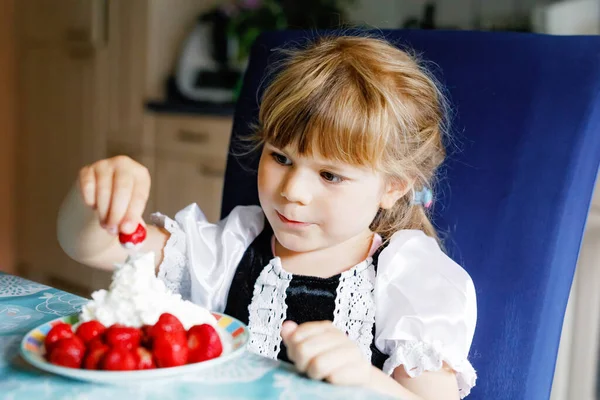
[
  {"left": 323, "top": 184, "right": 381, "bottom": 228},
  {"left": 258, "top": 155, "right": 278, "bottom": 199},
  {"left": 257, "top": 159, "right": 268, "bottom": 197}
]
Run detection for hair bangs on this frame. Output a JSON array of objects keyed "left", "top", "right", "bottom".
[{"left": 258, "top": 68, "right": 392, "bottom": 170}]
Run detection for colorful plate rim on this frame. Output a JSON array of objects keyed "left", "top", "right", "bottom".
[{"left": 20, "top": 312, "right": 249, "bottom": 383}]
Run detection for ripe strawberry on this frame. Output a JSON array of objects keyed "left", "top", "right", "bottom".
[
  {"left": 44, "top": 322, "right": 74, "bottom": 354},
  {"left": 149, "top": 313, "right": 185, "bottom": 338},
  {"left": 135, "top": 347, "right": 156, "bottom": 369},
  {"left": 87, "top": 337, "right": 106, "bottom": 351},
  {"left": 140, "top": 324, "right": 153, "bottom": 348},
  {"left": 152, "top": 332, "right": 188, "bottom": 368},
  {"left": 75, "top": 320, "right": 106, "bottom": 345},
  {"left": 105, "top": 324, "right": 141, "bottom": 351},
  {"left": 187, "top": 324, "right": 223, "bottom": 363},
  {"left": 118, "top": 223, "right": 146, "bottom": 246},
  {"left": 83, "top": 342, "right": 110, "bottom": 370},
  {"left": 101, "top": 348, "right": 137, "bottom": 371},
  {"left": 48, "top": 336, "right": 86, "bottom": 368}
]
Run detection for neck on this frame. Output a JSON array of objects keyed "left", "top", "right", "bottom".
[{"left": 274, "top": 230, "right": 375, "bottom": 278}]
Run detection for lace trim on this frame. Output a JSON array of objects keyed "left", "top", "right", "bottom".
[
  {"left": 332, "top": 258, "right": 376, "bottom": 361},
  {"left": 382, "top": 340, "right": 477, "bottom": 399},
  {"left": 247, "top": 257, "right": 291, "bottom": 360},
  {"left": 151, "top": 212, "right": 191, "bottom": 300}
]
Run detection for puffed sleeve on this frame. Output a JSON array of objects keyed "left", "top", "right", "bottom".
[
  {"left": 375, "top": 230, "right": 477, "bottom": 398},
  {"left": 151, "top": 204, "right": 264, "bottom": 313}
]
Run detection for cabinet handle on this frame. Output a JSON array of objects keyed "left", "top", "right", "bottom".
[
  {"left": 197, "top": 164, "right": 225, "bottom": 178},
  {"left": 177, "top": 130, "right": 210, "bottom": 144}
]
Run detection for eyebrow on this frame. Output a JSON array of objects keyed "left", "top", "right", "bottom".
[
  {"left": 319, "top": 163, "right": 348, "bottom": 173},
  {"left": 268, "top": 143, "right": 361, "bottom": 175}
]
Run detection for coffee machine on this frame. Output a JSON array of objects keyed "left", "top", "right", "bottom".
[{"left": 175, "top": 9, "right": 243, "bottom": 103}]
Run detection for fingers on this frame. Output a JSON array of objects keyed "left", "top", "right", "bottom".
[
  {"left": 119, "top": 168, "right": 150, "bottom": 234},
  {"left": 281, "top": 320, "right": 298, "bottom": 344},
  {"left": 76, "top": 156, "right": 151, "bottom": 236},
  {"left": 282, "top": 320, "right": 333, "bottom": 369},
  {"left": 282, "top": 321, "right": 371, "bottom": 386},
  {"left": 306, "top": 345, "right": 353, "bottom": 381},
  {"left": 78, "top": 166, "right": 96, "bottom": 208},
  {"left": 94, "top": 161, "right": 114, "bottom": 229},
  {"left": 323, "top": 360, "right": 370, "bottom": 386},
  {"left": 104, "top": 170, "right": 134, "bottom": 232},
  {"left": 284, "top": 320, "right": 332, "bottom": 344},
  {"left": 287, "top": 330, "right": 345, "bottom": 373}
]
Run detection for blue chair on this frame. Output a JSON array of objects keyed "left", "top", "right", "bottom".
[{"left": 221, "top": 30, "right": 600, "bottom": 400}]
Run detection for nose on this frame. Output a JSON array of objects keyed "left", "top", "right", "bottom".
[{"left": 280, "top": 168, "right": 312, "bottom": 205}]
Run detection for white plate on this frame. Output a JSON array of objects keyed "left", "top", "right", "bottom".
[{"left": 20, "top": 312, "right": 249, "bottom": 384}]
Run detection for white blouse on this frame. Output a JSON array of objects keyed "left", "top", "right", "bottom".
[{"left": 151, "top": 203, "right": 478, "bottom": 398}]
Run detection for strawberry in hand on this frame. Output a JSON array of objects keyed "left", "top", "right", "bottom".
[{"left": 118, "top": 223, "right": 146, "bottom": 248}]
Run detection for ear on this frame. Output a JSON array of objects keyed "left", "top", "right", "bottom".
[{"left": 380, "top": 178, "right": 412, "bottom": 210}]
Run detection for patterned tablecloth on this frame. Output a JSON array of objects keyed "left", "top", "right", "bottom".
[{"left": 0, "top": 272, "right": 392, "bottom": 399}]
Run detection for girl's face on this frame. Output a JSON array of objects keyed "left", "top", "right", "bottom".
[{"left": 257, "top": 143, "right": 403, "bottom": 254}]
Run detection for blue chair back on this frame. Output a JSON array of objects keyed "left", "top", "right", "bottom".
[{"left": 222, "top": 29, "right": 600, "bottom": 400}]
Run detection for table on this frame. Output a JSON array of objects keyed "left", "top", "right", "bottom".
[{"left": 0, "top": 272, "right": 392, "bottom": 399}]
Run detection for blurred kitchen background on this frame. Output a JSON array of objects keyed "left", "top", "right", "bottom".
[{"left": 0, "top": 0, "right": 598, "bottom": 398}]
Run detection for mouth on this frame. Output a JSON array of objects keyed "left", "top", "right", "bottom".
[{"left": 276, "top": 211, "right": 312, "bottom": 227}]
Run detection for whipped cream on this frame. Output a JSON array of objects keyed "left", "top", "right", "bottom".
[{"left": 79, "top": 252, "right": 216, "bottom": 330}]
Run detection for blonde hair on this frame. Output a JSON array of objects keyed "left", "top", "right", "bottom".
[{"left": 254, "top": 35, "right": 449, "bottom": 240}]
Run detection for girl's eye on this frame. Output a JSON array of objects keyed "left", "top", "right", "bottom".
[
  {"left": 271, "top": 152, "right": 292, "bottom": 166},
  {"left": 321, "top": 171, "right": 344, "bottom": 183}
]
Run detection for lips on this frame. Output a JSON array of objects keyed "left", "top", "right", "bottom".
[{"left": 276, "top": 211, "right": 311, "bottom": 227}]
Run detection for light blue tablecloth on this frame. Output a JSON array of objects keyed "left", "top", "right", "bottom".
[{"left": 0, "top": 272, "right": 392, "bottom": 399}]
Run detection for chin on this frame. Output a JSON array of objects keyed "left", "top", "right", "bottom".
[{"left": 274, "top": 231, "right": 319, "bottom": 253}]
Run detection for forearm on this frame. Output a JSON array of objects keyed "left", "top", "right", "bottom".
[
  {"left": 57, "top": 183, "right": 121, "bottom": 268},
  {"left": 366, "top": 367, "right": 424, "bottom": 400}
]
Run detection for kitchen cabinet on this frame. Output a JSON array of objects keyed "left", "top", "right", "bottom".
[
  {"left": 16, "top": 0, "right": 110, "bottom": 295},
  {"left": 15, "top": 0, "right": 225, "bottom": 296},
  {"left": 149, "top": 114, "right": 232, "bottom": 222}
]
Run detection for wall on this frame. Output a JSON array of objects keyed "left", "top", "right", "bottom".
[
  {"left": 0, "top": 0, "right": 16, "bottom": 273},
  {"left": 550, "top": 185, "right": 600, "bottom": 400},
  {"left": 145, "top": 0, "right": 215, "bottom": 100},
  {"left": 346, "top": 0, "right": 547, "bottom": 29},
  {"left": 533, "top": 0, "right": 600, "bottom": 34}
]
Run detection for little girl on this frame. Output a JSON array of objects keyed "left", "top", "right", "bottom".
[{"left": 58, "top": 35, "right": 477, "bottom": 399}]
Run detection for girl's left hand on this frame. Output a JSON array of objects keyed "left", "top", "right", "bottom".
[{"left": 280, "top": 320, "right": 373, "bottom": 386}]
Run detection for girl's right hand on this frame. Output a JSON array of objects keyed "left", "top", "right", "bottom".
[{"left": 78, "top": 155, "right": 151, "bottom": 236}]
